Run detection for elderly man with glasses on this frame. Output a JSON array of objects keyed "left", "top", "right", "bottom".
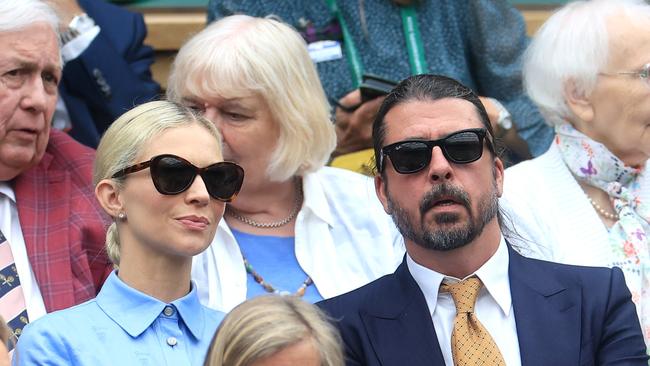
[
  {"left": 317, "top": 74, "right": 647, "bottom": 366},
  {"left": 0, "top": 0, "right": 111, "bottom": 346}
]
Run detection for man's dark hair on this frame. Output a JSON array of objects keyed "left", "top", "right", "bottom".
[{"left": 372, "top": 74, "right": 498, "bottom": 173}]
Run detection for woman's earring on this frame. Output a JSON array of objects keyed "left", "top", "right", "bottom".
[{"left": 117, "top": 212, "right": 126, "bottom": 221}]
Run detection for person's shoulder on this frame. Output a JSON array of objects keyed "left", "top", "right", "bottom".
[
  {"left": 314, "top": 166, "right": 374, "bottom": 183},
  {"left": 202, "top": 306, "right": 226, "bottom": 327},
  {"left": 515, "top": 251, "right": 620, "bottom": 288},
  {"left": 16, "top": 299, "right": 103, "bottom": 363},
  {"left": 310, "top": 167, "right": 376, "bottom": 199},
  {"left": 505, "top": 146, "right": 557, "bottom": 178},
  {"left": 78, "top": 0, "right": 139, "bottom": 19},
  {"left": 318, "top": 270, "right": 398, "bottom": 317},
  {"left": 47, "top": 130, "right": 96, "bottom": 166},
  {"left": 21, "top": 298, "right": 100, "bottom": 338},
  {"left": 503, "top": 145, "right": 566, "bottom": 199}
]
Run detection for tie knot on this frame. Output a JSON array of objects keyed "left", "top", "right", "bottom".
[{"left": 440, "top": 276, "right": 483, "bottom": 314}]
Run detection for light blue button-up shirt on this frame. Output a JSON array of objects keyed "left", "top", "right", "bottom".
[{"left": 14, "top": 271, "right": 225, "bottom": 366}]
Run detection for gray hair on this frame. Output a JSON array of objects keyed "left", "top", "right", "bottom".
[
  {"left": 523, "top": 0, "right": 650, "bottom": 126},
  {"left": 0, "top": 0, "right": 59, "bottom": 34},
  {"left": 167, "top": 15, "right": 336, "bottom": 182}
]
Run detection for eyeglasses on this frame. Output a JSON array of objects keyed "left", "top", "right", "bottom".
[
  {"left": 112, "top": 154, "right": 244, "bottom": 202},
  {"left": 599, "top": 63, "right": 650, "bottom": 85},
  {"left": 380, "top": 128, "right": 492, "bottom": 174}
]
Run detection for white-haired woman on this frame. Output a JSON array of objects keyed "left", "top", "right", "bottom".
[
  {"left": 167, "top": 15, "right": 403, "bottom": 312},
  {"left": 501, "top": 0, "right": 650, "bottom": 341},
  {"left": 14, "top": 101, "right": 244, "bottom": 365},
  {"left": 204, "top": 295, "right": 343, "bottom": 366}
]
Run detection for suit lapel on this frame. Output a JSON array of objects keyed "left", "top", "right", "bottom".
[
  {"left": 509, "top": 247, "right": 581, "bottom": 366},
  {"left": 15, "top": 152, "right": 75, "bottom": 312},
  {"left": 360, "top": 260, "right": 445, "bottom": 365}
]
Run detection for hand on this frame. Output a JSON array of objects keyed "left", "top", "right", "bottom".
[
  {"left": 44, "top": 0, "right": 84, "bottom": 25},
  {"left": 333, "top": 89, "right": 385, "bottom": 156}
]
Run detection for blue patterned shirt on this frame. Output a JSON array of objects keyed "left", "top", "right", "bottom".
[{"left": 14, "top": 271, "right": 224, "bottom": 366}]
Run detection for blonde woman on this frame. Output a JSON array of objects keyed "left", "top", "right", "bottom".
[
  {"left": 205, "top": 295, "right": 343, "bottom": 366},
  {"left": 14, "top": 101, "right": 244, "bottom": 365},
  {"left": 168, "top": 15, "right": 403, "bottom": 312}
]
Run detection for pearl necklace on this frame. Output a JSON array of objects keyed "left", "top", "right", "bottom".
[
  {"left": 226, "top": 179, "right": 303, "bottom": 229},
  {"left": 587, "top": 196, "right": 619, "bottom": 220}
]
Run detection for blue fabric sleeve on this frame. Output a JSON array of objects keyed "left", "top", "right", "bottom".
[
  {"left": 466, "top": 0, "right": 553, "bottom": 156},
  {"left": 14, "top": 319, "right": 71, "bottom": 366}
]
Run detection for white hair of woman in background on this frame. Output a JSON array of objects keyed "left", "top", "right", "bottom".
[{"left": 501, "top": 0, "right": 650, "bottom": 341}]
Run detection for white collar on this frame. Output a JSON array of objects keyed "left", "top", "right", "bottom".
[
  {"left": 0, "top": 182, "right": 15, "bottom": 203},
  {"left": 300, "top": 172, "right": 335, "bottom": 227},
  {"left": 407, "top": 235, "right": 512, "bottom": 316}
]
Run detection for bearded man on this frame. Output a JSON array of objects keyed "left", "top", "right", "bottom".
[{"left": 318, "top": 74, "right": 647, "bottom": 366}]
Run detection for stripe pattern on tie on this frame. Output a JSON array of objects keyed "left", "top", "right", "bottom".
[
  {"left": 0, "top": 230, "right": 29, "bottom": 348},
  {"left": 439, "top": 276, "right": 505, "bottom": 366}
]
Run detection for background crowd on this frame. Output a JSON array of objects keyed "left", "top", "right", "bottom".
[{"left": 0, "top": 0, "right": 648, "bottom": 365}]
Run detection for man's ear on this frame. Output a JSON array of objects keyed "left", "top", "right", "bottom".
[
  {"left": 494, "top": 157, "right": 505, "bottom": 197},
  {"left": 95, "top": 179, "right": 123, "bottom": 219},
  {"left": 375, "top": 174, "right": 391, "bottom": 214},
  {"left": 564, "top": 79, "right": 594, "bottom": 124}
]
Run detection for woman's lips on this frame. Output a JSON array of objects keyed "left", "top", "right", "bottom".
[{"left": 176, "top": 215, "right": 210, "bottom": 230}]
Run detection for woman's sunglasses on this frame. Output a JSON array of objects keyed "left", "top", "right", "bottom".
[
  {"left": 112, "top": 154, "right": 244, "bottom": 202},
  {"left": 380, "top": 128, "right": 493, "bottom": 174}
]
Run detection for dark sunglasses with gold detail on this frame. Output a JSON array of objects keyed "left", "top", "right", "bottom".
[
  {"left": 379, "top": 128, "right": 494, "bottom": 174},
  {"left": 112, "top": 154, "right": 244, "bottom": 202}
]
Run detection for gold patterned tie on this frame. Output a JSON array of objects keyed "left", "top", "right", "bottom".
[{"left": 439, "top": 276, "right": 506, "bottom": 366}]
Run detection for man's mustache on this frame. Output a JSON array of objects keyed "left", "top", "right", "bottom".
[{"left": 420, "top": 183, "right": 471, "bottom": 215}]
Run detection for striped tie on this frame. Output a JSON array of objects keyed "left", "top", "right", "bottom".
[{"left": 0, "top": 230, "right": 28, "bottom": 348}]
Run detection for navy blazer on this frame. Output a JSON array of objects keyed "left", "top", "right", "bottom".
[
  {"left": 60, "top": 0, "right": 161, "bottom": 148},
  {"left": 318, "top": 246, "right": 648, "bottom": 365}
]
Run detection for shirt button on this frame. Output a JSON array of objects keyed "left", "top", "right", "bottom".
[
  {"left": 167, "top": 336, "right": 178, "bottom": 347},
  {"left": 163, "top": 306, "right": 174, "bottom": 317}
]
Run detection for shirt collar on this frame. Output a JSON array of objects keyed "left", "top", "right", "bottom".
[
  {"left": 96, "top": 271, "right": 207, "bottom": 339},
  {"left": 301, "top": 172, "right": 334, "bottom": 226},
  {"left": 407, "top": 236, "right": 512, "bottom": 316},
  {"left": 0, "top": 183, "right": 15, "bottom": 203}
]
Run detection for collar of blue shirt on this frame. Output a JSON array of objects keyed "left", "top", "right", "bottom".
[{"left": 96, "top": 271, "right": 207, "bottom": 339}]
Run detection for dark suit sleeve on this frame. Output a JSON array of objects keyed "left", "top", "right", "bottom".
[
  {"left": 597, "top": 267, "right": 648, "bottom": 365},
  {"left": 61, "top": 1, "right": 160, "bottom": 135}
]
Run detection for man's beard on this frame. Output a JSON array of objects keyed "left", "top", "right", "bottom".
[{"left": 387, "top": 182, "right": 499, "bottom": 251}]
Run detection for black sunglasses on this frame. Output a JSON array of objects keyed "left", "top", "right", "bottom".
[
  {"left": 112, "top": 154, "right": 244, "bottom": 202},
  {"left": 380, "top": 128, "right": 492, "bottom": 174}
]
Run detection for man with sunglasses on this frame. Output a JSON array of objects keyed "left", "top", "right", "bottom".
[
  {"left": 0, "top": 0, "right": 111, "bottom": 338},
  {"left": 318, "top": 74, "right": 647, "bottom": 365}
]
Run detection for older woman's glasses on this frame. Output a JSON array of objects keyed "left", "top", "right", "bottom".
[
  {"left": 380, "top": 128, "right": 493, "bottom": 174},
  {"left": 599, "top": 63, "right": 650, "bottom": 85},
  {"left": 112, "top": 154, "right": 244, "bottom": 202}
]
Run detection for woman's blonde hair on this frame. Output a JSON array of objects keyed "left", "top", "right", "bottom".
[
  {"left": 204, "top": 295, "right": 344, "bottom": 366},
  {"left": 93, "top": 100, "right": 221, "bottom": 266},
  {"left": 167, "top": 15, "right": 336, "bottom": 182}
]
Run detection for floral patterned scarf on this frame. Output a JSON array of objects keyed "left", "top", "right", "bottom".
[{"left": 556, "top": 123, "right": 650, "bottom": 341}]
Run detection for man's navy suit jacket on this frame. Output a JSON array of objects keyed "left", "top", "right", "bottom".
[
  {"left": 60, "top": 0, "right": 160, "bottom": 148},
  {"left": 318, "top": 246, "right": 648, "bottom": 365}
]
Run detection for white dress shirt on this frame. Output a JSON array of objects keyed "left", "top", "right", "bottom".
[
  {"left": 0, "top": 183, "right": 47, "bottom": 322},
  {"left": 407, "top": 236, "right": 521, "bottom": 366},
  {"left": 192, "top": 166, "right": 405, "bottom": 312}
]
